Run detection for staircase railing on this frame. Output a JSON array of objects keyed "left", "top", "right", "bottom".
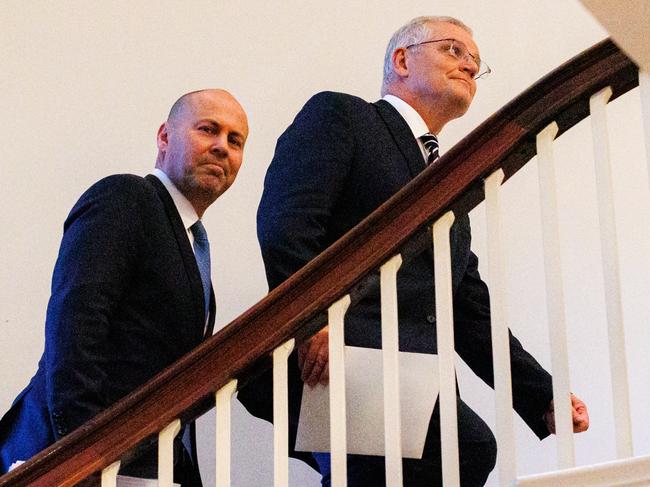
[{"left": 0, "top": 38, "right": 645, "bottom": 487}]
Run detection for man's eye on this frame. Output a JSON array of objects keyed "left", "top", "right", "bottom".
[
  {"left": 229, "top": 136, "right": 242, "bottom": 148},
  {"left": 439, "top": 42, "right": 453, "bottom": 54},
  {"left": 449, "top": 45, "right": 463, "bottom": 58},
  {"left": 199, "top": 126, "right": 215, "bottom": 134}
]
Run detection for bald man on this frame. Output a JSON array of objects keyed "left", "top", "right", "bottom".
[{"left": 0, "top": 89, "right": 249, "bottom": 485}]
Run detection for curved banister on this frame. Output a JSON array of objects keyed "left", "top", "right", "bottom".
[{"left": 0, "top": 39, "right": 638, "bottom": 486}]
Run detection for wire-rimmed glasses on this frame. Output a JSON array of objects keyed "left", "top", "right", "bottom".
[{"left": 405, "top": 38, "right": 491, "bottom": 80}]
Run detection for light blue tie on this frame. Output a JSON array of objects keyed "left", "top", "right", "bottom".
[{"left": 190, "top": 220, "right": 211, "bottom": 320}]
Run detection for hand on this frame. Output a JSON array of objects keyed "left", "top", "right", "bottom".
[
  {"left": 543, "top": 394, "right": 589, "bottom": 434},
  {"left": 298, "top": 326, "right": 329, "bottom": 387}
]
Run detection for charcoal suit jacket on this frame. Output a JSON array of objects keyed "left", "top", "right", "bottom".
[
  {"left": 238, "top": 91, "right": 554, "bottom": 469},
  {"left": 0, "top": 174, "right": 214, "bottom": 485}
]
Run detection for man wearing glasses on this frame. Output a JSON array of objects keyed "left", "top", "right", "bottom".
[{"left": 240, "top": 16, "right": 588, "bottom": 486}]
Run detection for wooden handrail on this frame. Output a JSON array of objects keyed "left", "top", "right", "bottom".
[{"left": 0, "top": 39, "right": 638, "bottom": 486}]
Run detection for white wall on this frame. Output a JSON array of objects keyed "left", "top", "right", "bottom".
[{"left": 1, "top": 1, "right": 649, "bottom": 486}]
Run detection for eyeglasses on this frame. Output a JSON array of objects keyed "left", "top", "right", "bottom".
[{"left": 405, "top": 38, "right": 491, "bottom": 80}]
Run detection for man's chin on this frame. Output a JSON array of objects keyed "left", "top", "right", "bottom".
[
  {"left": 453, "top": 91, "right": 474, "bottom": 115},
  {"left": 438, "top": 89, "right": 473, "bottom": 120},
  {"left": 178, "top": 178, "right": 226, "bottom": 207},
  {"left": 199, "top": 180, "right": 230, "bottom": 200},
  {"left": 193, "top": 173, "right": 226, "bottom": 191}
]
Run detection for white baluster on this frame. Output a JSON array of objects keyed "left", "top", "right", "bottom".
[
  {"left": 216, "top": 379, "right": 238, "bottom": 487},
  {"left": 433, "top": 211, "right": 460, "bottom": 487},
  {"left": 329, "top": 295, "right": 351, "bottom": 487},
  {"left": 640, "top": 71, "right": 650, "bottom": 191},
  {"left": 273, "top": 339, "right": 296, "bottom": 487},
  {"left": 100, "top": 460, "right": 120, "bottom": 487},
  {"left": 380, "top": 254, "right": 403, "bottom": 487},
  {"left": 590, "top": 87, "right": 634, "bottom": 458},
  {"left": 158, "top": 419, "right": 181, "bottom": 487},
  {"left": 484, "top": 169, "right": 517, "bottom": 485},
  {"left": 536, "top": 121, "right": 575, "bottom": 468}
]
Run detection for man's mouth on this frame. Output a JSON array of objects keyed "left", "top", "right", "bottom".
[
  {"left": 453, "top": 77, "right": 471, "bottom": 89},
  {"left": 202, "top": 163, "right": 226, "bottom": 177}
]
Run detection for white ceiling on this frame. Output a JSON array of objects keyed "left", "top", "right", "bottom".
[{"left": 580, "top": 0, "right": 650, "bottom": 70}]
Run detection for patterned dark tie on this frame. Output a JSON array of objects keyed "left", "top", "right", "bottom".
[
  {"left": 420, "top": 133, "right": 440, "bottom": 166},
  {"left": 190, "top": 220, "right": 211, "bottom": 320}
]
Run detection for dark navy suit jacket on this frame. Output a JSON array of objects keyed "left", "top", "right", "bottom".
[
  {"left": 238, "top": 92, "right": 553, "bottom": 468},
  {"left": 0, "top": 174, "right": 213, "bottom": 485}
]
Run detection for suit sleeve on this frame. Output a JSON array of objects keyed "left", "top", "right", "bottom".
[
  {"left": 453, "top": 250, "right": 554, "bottom": 439},
  {"left": 44, "top": 176, "right": 146, "bottom": 438},
  {"left": 241, "top": 92, "right": 357, "bottom": 472},
  {"left": 257, "top": 92, "right": 355, "bottom": 290}
]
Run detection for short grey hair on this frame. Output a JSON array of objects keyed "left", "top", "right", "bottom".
[{"left": 381, "top": 16, "right": 472, "bottom": 95}]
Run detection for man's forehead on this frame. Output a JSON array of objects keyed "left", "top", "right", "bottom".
[
  {"left": 177, "top": 91, "right": 248, "bottom": 132},
  {"left": 187, "top": 91, "right": 237, "bottom": 115},
  {"left": 428, "top": 20, "right": 479, "bottom": 54}
]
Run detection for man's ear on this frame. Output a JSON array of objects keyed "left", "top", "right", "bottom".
[
  {"left": 392, "top": 47, "right": 409, "bottom": 78},
  {"left": 156, "top": 122, "right": 169, "bottom": 152}
]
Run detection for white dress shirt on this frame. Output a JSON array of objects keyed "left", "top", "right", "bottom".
[
  {"left": 382, "top": 94, "right": 435, "bottom": 162},
  {"left": 151, "top": 168, "right": 201, "bottom": 248},
  {"left": 151, "top": 168, "right": 211, "bottom": 335}
]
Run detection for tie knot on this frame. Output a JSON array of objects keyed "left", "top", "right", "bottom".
[
  {"left": 190, "top": 220, "right": 209, "bottom": 243},
  {"left": 420, "top": 132, "right": 438, "bottom": 147},
  {"left": 419, "top": 133, "right": 439, "bottom": 165}
]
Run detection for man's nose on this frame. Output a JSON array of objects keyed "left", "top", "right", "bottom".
[
  {"left": 460, "top": 57, "right": 478, "bottom": 79},
  {"left": 210, "top": 137, "right": 228, "bottom": 158}
]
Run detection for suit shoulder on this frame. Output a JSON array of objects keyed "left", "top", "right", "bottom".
[
  {"left": 303, "top": 91, "right": 370, "bottom": 111},
  {"left": 67, "top": 174, "right": 159, "bottom": 224},
  {"left": 80, "top": 174, "right": 157, "bottom": 204},
  {"left": 291, "top": 92, "right": 373, "bottom": 131},
  {"left": 90, "top": 173, "right": 151, "bottom": 193}
]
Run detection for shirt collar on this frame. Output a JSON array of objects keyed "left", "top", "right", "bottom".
[
  {"left": 382, "top": 94, "right": 431, "bottom": 139},
  {"left": 151, "top": 168, "right": 200, "bottom": 230}
]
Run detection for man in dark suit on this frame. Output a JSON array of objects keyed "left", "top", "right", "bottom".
[
  {"left": 0, "top": 89, "right": 249, "bottom": 485},
  {"left": 239, "top": 16, "right": 588, "bottom": 486}
]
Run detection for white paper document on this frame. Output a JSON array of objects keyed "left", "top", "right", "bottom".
[
  {"left": 8, "top": 460, "right": 25, "bottom": 472},
  {"left": 296, "top": 346, "right": 439, "bottom": 459},
  {"left": 117, "top": 475, "right": 180, "bottom": 487}
]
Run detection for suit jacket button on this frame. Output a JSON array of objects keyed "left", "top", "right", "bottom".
[{"left": 426, "top": 314, "right": 435, "bottom": 324}]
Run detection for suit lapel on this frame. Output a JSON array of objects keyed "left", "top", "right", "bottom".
[
  {"left": 145, "top": 174, "right": 206, "bottom": 343},
  {"left": 374, "top": 99, "right": 426, "bottom": 179},
  {"left": 374, "top": 99, "right": 464, "bottom": 283}
]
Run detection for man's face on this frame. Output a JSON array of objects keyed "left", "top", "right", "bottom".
[
  {"left": 403, "top": 21, "right": 479, "bottom": 120},
  {"left": 157, "top": 90, "right": 249, "bottom": 214}
]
